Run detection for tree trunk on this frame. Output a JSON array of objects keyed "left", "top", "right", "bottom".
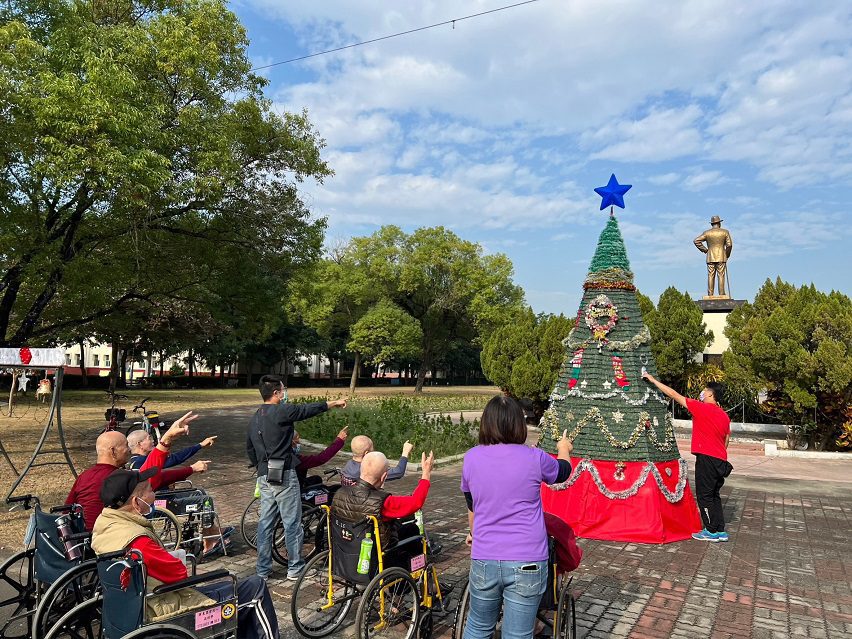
[
  {"left": 119, "top": 349, "right": 127, "bottom": 386},
  {"left": 414, "top": 360, "right": 429, "bottom": 393},
  {"left": 349, "top": 352, "right": 361, "bottom": 394},
  {"left": 159, "top": 350, "right": 165, "bottom": 386},
  {"left": 78, "top": 339, "right": 88, "bottom": 386},
  {"left": 187, "top": 350, "right": 194, "bottom": 377},
  {"left": 328, "top": 355, "right": 336, "bottom": 387},
  {"left": 109, "top": 343, "right": 119, "bottom": 393},
  {"left": 7, "top": 371, "right": 17, "bottom": 416}
]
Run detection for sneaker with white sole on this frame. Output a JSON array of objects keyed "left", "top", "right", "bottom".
[
  {"left": 714, "top": 532, "right": 729, "bottom": 542},
  {"left": 691, "top": 529, "right": 718, "bottom": 542}
]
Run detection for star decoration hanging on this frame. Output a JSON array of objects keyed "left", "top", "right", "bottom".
[
  {"left": 594, "top": 174, "right": 632, "bottom": 210},
  {"left": 603, "top": 380, "right": 612, "bottom": 390},
  {"left": 612, "top": 410, "right": 625, "bottom": 424},
  {"left": 17, "top": 373, "right": 30, "bottom": 392},
  {"left": 580, "top": 380, "right": 588, "bottom": 389}
]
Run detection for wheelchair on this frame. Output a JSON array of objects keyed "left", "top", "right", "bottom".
[
  {"left": 450, "top": 538, "right": 576, "bottom": 639},
  {"left": 291, "top": 505, "right": 445, "bottom": 639},
  {"left": 240, "top": 468, "right": 342, "bottom": 565},
  {"left": 149, "top": 481, "right": 227, "bottom": 560},
  {"left": 0, "top": 495, "right": 99, "bottom": 639},
  {"left": 44, "top": 548, "right": 250, "bottom": 639}
]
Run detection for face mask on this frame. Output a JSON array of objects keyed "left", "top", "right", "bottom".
[
  {"left": 293, "top": 444, "right": 302, "bottom": 456},
  {"left": 281, "top": 388, "right": 288, "bottom": 403},
  {"left": 134, "top": 496, "right": 154, "bottom": 518},
  {"left": 699, "top": 391, "right": 706, "bottom": 402}
]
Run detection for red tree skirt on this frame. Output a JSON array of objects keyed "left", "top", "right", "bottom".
[{"left": 541, "top": 458, "right": 702, "bottom": 544}]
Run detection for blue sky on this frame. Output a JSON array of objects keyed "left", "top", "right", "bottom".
[{"left": 231, "top": 0, "right": 852, "bottom": 315}]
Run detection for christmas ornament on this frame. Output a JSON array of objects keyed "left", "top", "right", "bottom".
[
  {"left": 585, "top": 295, "right": 618, "bottom": 343},
  {"left": 17, "top": 373, "right": 30, "bottom": 392},
  {"left": 19, "top": 347, "right": 32, "bottom": 365},
  {"left": 594, "top": 174, "right": 632, "bottom": 210},
  {"left": 614, "top": 461, "right": 626, "bottom": 481},
  {"left": 612, "top": 355, "right": 630, "bottom": 389},
  {"left": 567, "top": 349, "right": 584, "bottom": 389}
]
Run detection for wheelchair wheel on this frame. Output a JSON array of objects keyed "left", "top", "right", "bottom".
[
  {"left": 291, "top": 550, "right": 355, "bottom": 638},
  {"left": 33, "top": 561, "right": 99, "bottom": 638},
  {"left": 450, "top": 579, "right": 469, "bottom": 639},
  {"left": 148, "top": 507, "right": 182, "bottom": 550},
  {"left": 356, "top": 567, "right": 421, "bottom": 639},
  {"left": 240, "top": 497, "right": 285, "bottom": 550},
  {"left": 0, "top": 548, "right": 36, "bottom": 639},
  {"left": 272, "top": 505, "right": 325, "bottom": 566},
  {"left": 42, "top": 596, "right": 102, "bottom": 639},
  {"left": 121, "top": 625, "right": 195, "bottom": 639},
  {"left": 555, "top": 577, "right": 576, "bottom": 639},
  {"left": 417, "top": 610, "right": 432, "bottom": 639}
]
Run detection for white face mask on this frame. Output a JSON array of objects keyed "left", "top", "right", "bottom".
[
  {"left": 134, "top": 495, "right": 154, "bottom": 518},
  {"left": 699, "top": 391, "right": 706, "bottom": 402}
]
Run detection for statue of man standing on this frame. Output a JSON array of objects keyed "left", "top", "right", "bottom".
[{"left": 694, "top": 215, "right": 733, "bottom": 298}]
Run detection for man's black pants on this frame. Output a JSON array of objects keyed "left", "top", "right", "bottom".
[{"left": 694, "top": 454, "right": 731, "bottom": 533}]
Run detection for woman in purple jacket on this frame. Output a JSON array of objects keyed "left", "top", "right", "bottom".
[{"left": 461, "top": 395, "right": 573, "bottom": 639}]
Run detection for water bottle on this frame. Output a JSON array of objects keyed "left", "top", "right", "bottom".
[
  {"left": 414, "top": 510, "right": 425, "bottom": 536},
  {"left": 254, "top": 480, "right": 261, "bottom": 499},
  {"left": 202, "top": 497, "right": 213, "bottom": 528},
  {"left": 357, "top": 533, "right": 373, "bottom": 575},
  {"left": 56, "top": 514, "right": 84, "bottom": 561}
]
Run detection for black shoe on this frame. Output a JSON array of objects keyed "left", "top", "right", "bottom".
[
  {"left": 428, "top": 542, "right": 443, "bottom": 556},
  {"left": 437, "top": 581, "right": 454, "bottom": 596}
]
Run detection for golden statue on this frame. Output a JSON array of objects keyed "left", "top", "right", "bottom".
[{"left": 694, "top": 215, "right": 733, "bottom": 298}]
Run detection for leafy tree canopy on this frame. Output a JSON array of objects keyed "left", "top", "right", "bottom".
[
  {"left": 0, "top": 0, "right": 329, "bottom": 346},
  {"left": 724, "top": 278, "right": 852, "bottom": 449}
]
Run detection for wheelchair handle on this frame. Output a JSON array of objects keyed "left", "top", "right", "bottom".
[
  {"left": 152, "top": 569, "right": 233, "bottom": 595},
  {"left": 64, "top": 532, "right": 92, "bottom": 541},
  {"left": 50, "top": 504, "right": 75, "bottom": 514},
  {"left": 323, "top": 468, "right": 341, "bottom": 477},
  {"left": 7, "top": 494, "right": 38, "bottom": 510}
]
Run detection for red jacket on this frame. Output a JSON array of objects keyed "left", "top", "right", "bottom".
[{"left": 544, "top": 512, "right": 582, "bottom": 574}]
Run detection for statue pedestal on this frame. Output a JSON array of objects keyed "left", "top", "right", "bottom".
[{"left": 694, "top": 298, "right": 747, "bottom": 362}]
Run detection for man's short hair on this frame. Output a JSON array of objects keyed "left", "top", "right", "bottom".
[
  {"left": 706, "top": 381, "right": 725, "bottom": 404},
  {"left": 259, "top": 375, "right": 285, "bottom": 401},
  {"left": 126, "top": 430, "right": 148, "bottom": 449}
]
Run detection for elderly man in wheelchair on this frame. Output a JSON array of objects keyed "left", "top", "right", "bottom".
[
  {"left": 90, "top": 468, "right": 279, "bottom": 639},
  {"left": 291, "top": 450, "right": 451, "bottom": 639}
]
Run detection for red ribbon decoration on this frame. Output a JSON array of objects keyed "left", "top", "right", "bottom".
[{"left": 19, "top": 347, "right": 32, "bottom": 365}]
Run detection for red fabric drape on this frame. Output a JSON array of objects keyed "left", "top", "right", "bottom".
[{"left": 541, "top": 458, "right": 702, "bottom": 544}]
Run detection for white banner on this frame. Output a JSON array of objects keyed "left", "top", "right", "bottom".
[{"left": 0, "top": 347, "right": 66, "bottom": 367}]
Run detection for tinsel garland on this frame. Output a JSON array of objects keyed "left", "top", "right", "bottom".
[
  {"left": 584, "top": 266, "right": 634, "bottom": 287},
  {"left": 546, "top": 458, "right": 689, "bottom": 503},
  {"left": 552, "top": 385, "right": 668, "bottom": 406},
  {"left": 583, "top": 281, "right": 636, "bottom": 291},
  {"left": 543, "top": 406, "right": 675, "bottom": 452},
  {"left": 562, "top": 325, "right": 651, "bottom": 352}
]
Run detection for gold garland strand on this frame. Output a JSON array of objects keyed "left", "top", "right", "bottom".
[
  {"left": 542, "top": 406, "right": 676, "bottom": 452},
  {"left": 562, "top": 325, "right": 651, "bottom": 352}
]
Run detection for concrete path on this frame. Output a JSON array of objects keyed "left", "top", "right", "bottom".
[{"left": 4, "top": 403, "right": 849, "bottom": 639}]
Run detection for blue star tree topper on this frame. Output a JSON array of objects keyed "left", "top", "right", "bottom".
[{"left": 594, "top": 174, "right": 632, "bottom": 210}]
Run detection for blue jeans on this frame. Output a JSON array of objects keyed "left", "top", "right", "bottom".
[
  {"left": 256, "top": 471, "right": 303, "bottom": 578},
  {"left": 463, "top": 559, "right": 548, "bottom": 639}
]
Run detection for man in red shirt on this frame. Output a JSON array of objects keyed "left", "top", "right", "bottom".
[
  {"left": 66, "top": 412, "right": 207, "bottom": 530},
  {"left": 643, "top": 373, "right": 732, "bottom": 541}
]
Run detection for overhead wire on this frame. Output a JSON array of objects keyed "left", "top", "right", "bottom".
[{"left": 251, "top": 0, "right": 544, "bottom": 71}]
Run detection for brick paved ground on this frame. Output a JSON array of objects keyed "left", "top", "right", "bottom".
[{"left": 4, "top": 404, "right": 851, "bottom": 638}]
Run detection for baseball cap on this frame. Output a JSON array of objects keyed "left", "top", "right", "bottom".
[{"left": 100, "top": 468, "right": 159, "bottom": 508}]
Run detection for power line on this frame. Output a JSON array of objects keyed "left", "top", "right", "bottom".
[{"left": 251, "top": 0, "right": 544, "bottom": 71}]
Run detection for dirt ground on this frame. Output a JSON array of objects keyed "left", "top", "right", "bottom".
[{"left": 0, "top": 386, "right": 496, "bottom": 551}]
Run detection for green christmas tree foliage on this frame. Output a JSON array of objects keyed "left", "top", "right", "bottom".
[{"left": 538, "top": 216, "right": 677, "bottom": 462}]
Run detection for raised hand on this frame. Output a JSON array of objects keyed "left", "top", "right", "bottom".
[
  {"left": 421, "top": 451, "right": 435, "bottom": 480},
  {"left": 557, "top": 429, "right": 573, "bottom": 458},
  {"left": 191, "top": 460, "right": 210, "bottom": 473},
  {"left": 336, "top": 425, "right": 349, "bottom": 441},
  {"left": 402, "top": 440, "right": 414, "bottom": 458},
  {"left": 200, "top": 436, "right": 217, "bottom": 448},
  {"left": 328, "top": 399, "right": 347, "bottom": 409},
  {"left": 161, "top": 411, "right": 199, "bottom": 445}
]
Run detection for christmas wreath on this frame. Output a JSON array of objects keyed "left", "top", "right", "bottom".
[{"left": 585, "top": 294, "right": 618, "bottom": 340}]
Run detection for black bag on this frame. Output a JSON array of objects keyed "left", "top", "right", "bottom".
[{"left": 267, "top": 458, "right": 286, "bottom": 485}]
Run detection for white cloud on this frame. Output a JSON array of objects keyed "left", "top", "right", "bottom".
[
  {"left": 648, "top": 172, "right": 681, "bottom": 186},
  {"left": 683, "top": 169, "right": 727, "bottom": 191}
]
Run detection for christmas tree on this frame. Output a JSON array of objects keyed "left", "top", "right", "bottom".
[{"left": 538, "top": 177, "right": 701, "bottom": 543}]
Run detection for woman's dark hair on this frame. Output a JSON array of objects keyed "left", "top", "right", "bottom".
[
  {"left": 259, "top": 375, "right": 284, "bottom": 401},
  {"left": 479, "top": 395, "right": 527, "bottom": 445}
]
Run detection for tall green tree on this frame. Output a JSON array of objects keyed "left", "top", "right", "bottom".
[
  {"left": 724, "top": 278, "right": 852, "bottom": 449},
  {"left": 644, "top": 287, "right": 713, "bottom": 392},
  {"left": 0, "top": 0, "right": 328, "bottom": 346},
  {"left": 347, "top": 300, "right": 423, "bottom": 386},
  {"left": 349, "top": 226, "right": 524, "bottom": 392},
  {"left": 480, "top": 308, "right": 572, "bottom": 409}
]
